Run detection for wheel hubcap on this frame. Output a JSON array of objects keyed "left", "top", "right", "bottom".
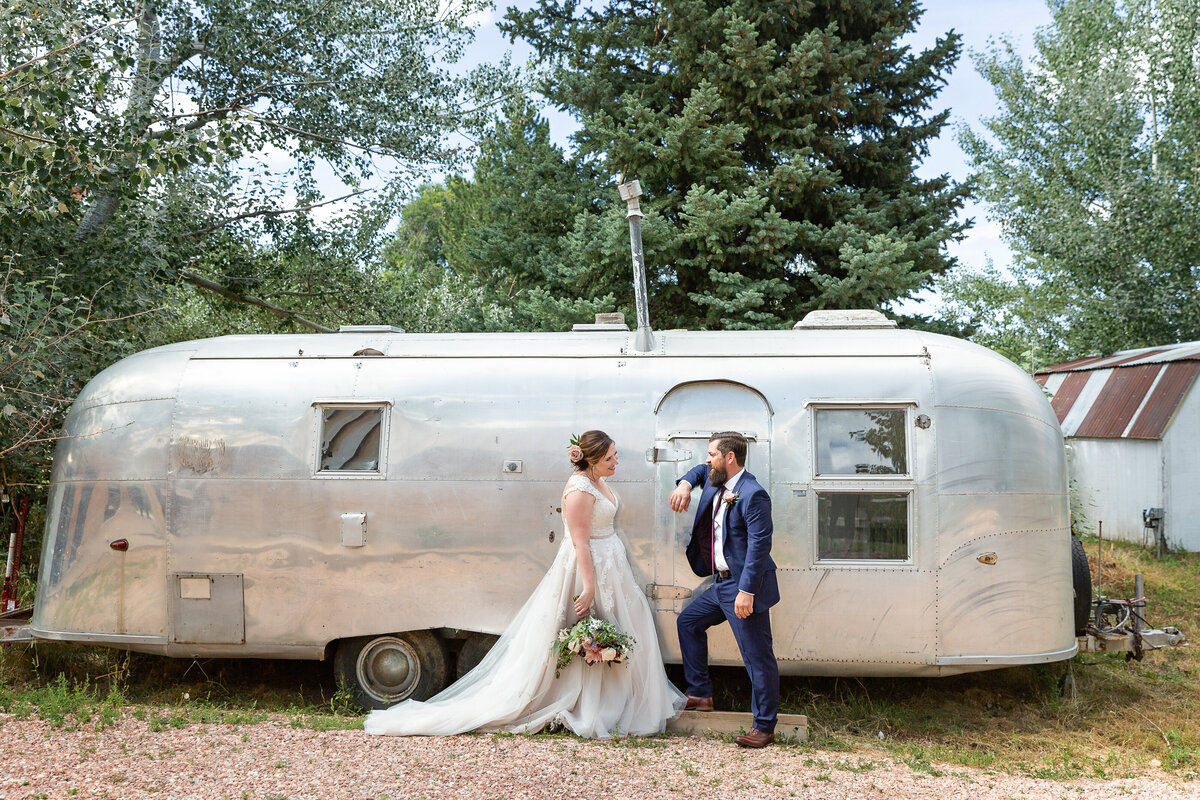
[{"left": 357, "top": 636, "right": 420, "bottom": 703}]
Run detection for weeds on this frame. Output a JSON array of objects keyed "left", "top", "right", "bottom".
[{"left": 0, "top": 673, "right": 126, "bottom": 731}]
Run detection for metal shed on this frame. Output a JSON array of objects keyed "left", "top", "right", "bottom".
[{"left": 1036, "top": 341, "right": 1200, "bottom": 550}]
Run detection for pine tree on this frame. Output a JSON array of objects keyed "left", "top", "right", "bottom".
[{"left": 502, "top": 0, "right": 968, "bottom": 329}]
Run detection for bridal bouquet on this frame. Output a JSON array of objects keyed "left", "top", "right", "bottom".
[{"left": 552, "top": 616, "right": 635, "bottom": 676}]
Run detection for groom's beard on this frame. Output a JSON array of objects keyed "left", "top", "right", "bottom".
[{"left": 709, "top": 464, "right": 727, "bottom": 486}]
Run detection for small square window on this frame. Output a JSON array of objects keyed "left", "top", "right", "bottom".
[
  {"left": 318, "top": 407, "right": 383, "bottom": 473},
  {"left": 817, "top": 492, "right": 909, "bottom": 560},
  {"left": 815, "top": 408, "right": 907, "bottom": 476}
]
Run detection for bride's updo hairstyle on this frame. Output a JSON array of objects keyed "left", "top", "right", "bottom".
[{"left": 571, "top": 429, "right": 614, "bottom": 470}]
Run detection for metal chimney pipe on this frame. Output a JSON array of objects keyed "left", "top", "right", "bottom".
[{"left": 618, "top": 180, "right": 655, "bottom": 352}]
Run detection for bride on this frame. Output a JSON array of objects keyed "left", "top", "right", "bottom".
[{"left": 364, "top": 429, "right": 685, "bottom": 738}]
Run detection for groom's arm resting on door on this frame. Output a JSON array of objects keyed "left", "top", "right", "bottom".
[{"left": 669, "top": 463, "right": 710, "bottom": 512}]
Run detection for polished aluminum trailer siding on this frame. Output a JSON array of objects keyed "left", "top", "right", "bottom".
[{"left": 32, "top": 326, "right": 1075, "bottom": 677}]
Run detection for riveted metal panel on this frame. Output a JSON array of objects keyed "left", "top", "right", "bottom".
[
  {"left": 938, "top": 530, "right": 1073, "bottom": 658},
  {"left": 60, "top": 400, "right": 175, "bottom": 483},
  {"left": 936, "top": 408, "right": 1066, "bottom": 495}
]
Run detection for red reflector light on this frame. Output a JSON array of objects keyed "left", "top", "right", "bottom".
[{"left": 110, "top": 539, "right": 129, "bottom": 551}]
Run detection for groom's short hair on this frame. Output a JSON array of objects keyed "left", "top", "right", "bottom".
[{"left": 710, "top": 431, "right": 747, "bottom": 467}]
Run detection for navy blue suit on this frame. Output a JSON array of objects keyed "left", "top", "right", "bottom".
[{"left": 676, "top": 463, "right": 780, "bottom": 733}]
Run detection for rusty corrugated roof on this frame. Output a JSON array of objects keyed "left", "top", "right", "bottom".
[
  {"left": 1074, "top": 364, "right": 1161, "bottom": 437},
  {"left": 1049, "top": 372, "right": 1090, "bottom": 424},
  {"left": 1046, "top": 353, "right": 1112, "bottom": 372},
  {"left": 1127, "top": 362, "right": 1200, "bottom": 439},
  {"left": 1039, "top": 340, "right": 1200, "bottom": 373},
  {"left": 1036, "top": 340, "right": 1200, "bottom": 439}
]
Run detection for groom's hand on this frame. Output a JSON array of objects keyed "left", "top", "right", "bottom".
[
  {"left": 734, "top": 591, "right": 754, "bottom": 619},
  {"left": 669, "top": 481, "right": 692, "bottom": 512}
]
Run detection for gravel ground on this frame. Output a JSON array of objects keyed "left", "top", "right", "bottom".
[{"left": 1, "top": 712, "right": 1196, "bottom": 800}]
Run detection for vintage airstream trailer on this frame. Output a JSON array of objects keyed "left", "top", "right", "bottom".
[{"left": 30, "top": 310, "right": 1079, "bottom": 707}]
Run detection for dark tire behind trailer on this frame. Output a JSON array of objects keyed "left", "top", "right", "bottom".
[
  {"left": 334, "top": 631, "right": 449, "bottom": 711},
  {"left": 455, "top": 633, "right": 499, "bottom": 680},
  {"left": 1071, "top": 534, "right": 1093, "bottom": 635}
]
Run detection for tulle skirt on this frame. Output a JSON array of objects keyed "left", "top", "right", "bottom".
[{"left": 364, "top": 534, "right": 684, "bottom": 738}]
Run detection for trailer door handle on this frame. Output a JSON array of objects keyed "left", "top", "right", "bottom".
[
  {"left": 110, "top": 539, "right": 129, "bottom": 551},
  {"left": 646, "top": 446, "right": 692, "bottom": 463}
]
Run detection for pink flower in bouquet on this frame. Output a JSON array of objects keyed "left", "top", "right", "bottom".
[{"left": 584, "top": 642, "right": 604, "bottom": 663}]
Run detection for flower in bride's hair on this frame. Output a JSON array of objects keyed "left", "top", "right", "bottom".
[{"left": 568, "top": 445, "right": 583, "bottom": 462}]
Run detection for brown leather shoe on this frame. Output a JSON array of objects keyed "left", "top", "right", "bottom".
[
  {"left": 734, "top": 728, "right": 775, "bottom": 748},
  {"left": 684, "top": 695, "right": 713, "bottom": 712}
]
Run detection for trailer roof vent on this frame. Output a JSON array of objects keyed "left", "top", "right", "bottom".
[
  {"left": 793, "top": 310, "right": 897, "bottom": 330},
  {"left": 339, "top": 325, "right": 405, "bottom": 334},
  {"left": 572, "top": 312, "right": 630, "bottom": 332}
]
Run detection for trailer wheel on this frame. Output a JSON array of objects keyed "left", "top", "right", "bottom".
[
  {"left": 334, "top": 631, "right": 449, "bottom": 710},
  {"left": 456, "top": 633, "right": 499, "bottom": 680},
  {"left": 1071, "top": 534, "right": 1093, "bottom": 635}
]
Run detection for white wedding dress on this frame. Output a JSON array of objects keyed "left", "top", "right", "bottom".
[{"left": 364, "top": 474, "right": 685, "bottom": 738}]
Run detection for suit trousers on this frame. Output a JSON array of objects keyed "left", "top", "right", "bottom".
[{"left": 676, "top": 579, "right": 780, "bottom": 733}]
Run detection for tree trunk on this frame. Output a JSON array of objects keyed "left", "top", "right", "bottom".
[{"left": 76, "top": 1, "right": 162, "bottom": 240}]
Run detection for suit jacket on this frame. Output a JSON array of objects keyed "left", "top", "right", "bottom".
[{"left": 678, "top": 463, "right": 780, "bottom": 611}]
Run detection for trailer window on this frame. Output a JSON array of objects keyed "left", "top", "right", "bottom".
[
  {"left": 318, "top": 407, "right": 384, "bottom": 472},
  {"left": 815, "top": 408, "right": 907, "bottom": 476},
  {"left": 816, "top": 492, "right": 909, "bottom": 560}
]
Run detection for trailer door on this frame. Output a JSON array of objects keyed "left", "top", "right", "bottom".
[{"left": 650, "top": 381, "right": 771, "bottom": 665}]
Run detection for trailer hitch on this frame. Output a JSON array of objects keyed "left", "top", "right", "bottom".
[{"left": 1077, "top": 574, "right": 1188, "bottom": 659}]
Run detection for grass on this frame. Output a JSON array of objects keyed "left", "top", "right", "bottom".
[
  {"left": 1, "top": 534, "right": 1197, "bottom": 781},
  {"left": 0, "top": 643, "right": 363, "bottom": 732}
]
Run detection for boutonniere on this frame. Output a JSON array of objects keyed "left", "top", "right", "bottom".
[{"left": 723, "top": 491, "right": 739, "bottom": 507}]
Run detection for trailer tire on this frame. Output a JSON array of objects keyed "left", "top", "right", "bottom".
[
  {"left": 334, "top": 631, "right": 449, "bottom": 710},
  {"left": 1071, "top": 534, "right": 1093, "bottom": 635},
  {"left": 456, "top": 633, "right": 499, "bottom": 680}
]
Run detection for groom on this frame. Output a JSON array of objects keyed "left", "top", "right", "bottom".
[{"left": 668, "top": 431, "right": 780, "bottom": 748}]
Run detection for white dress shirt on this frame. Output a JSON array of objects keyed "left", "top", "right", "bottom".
[{"left": 712, "top": 468, "right": 745, "bottom": 573}]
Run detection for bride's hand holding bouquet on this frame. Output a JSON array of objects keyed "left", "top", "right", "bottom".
[{"left": 573, "top": 587, "right": 594, "bottom": 619}]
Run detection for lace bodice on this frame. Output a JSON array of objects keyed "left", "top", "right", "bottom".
[{"left": 562, "top": 474, "right": 618, "bottom": 539}]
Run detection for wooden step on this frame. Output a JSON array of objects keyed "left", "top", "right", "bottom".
[{"left": 667, "top": 710, "right": 807, "bottom": 741}]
